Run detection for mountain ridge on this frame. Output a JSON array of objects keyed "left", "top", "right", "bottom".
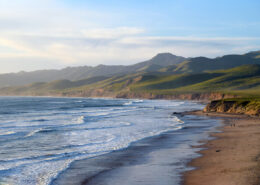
[
  {"left": 0, "top": 53, "right": 187, "bottom": 87},
  {"left": 1, "top": 63, "right": 260, "bottom": 99},
  {"left": 1, "top": 50, "right": 260, "bottom": 100}
]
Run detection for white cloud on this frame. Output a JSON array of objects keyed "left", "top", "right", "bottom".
[
  {"left": 1, "top": 31, "right": 259, "bottom": 68},
  {"left": 81, "top": 27, "right": 145, "bottom": 39},
  {"left": 0, "top": 0, "right": 259, "bottom": 73}
]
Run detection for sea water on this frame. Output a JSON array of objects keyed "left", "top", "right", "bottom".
[{"left": 0, "top": 96, "right": 207, "bottom": 185}]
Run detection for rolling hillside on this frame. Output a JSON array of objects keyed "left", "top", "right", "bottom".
[
  {"left": 0, "top": 51, "right": 260, "bottom": 88},
  {"left": 1, "top": 64, "right": 260, "bottom": 98},
  {"left": 164, "top": 51, "right": 260, "bottom": 74},
  {"left": 1, "top": 51, "right": 260, "bottom": 99},
  {"left": 0, "top": 53, "right": 186, "bottom": 88}
]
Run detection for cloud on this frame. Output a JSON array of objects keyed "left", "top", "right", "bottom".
[
  {"left": 81, "top": 27, "right": 145, "bottom": 39},
  {"left": 1, "top": 31, "right": 259, "bottom": 68},
  {"left": 0, "top": 0, "right": 259, "bottom": 73}
]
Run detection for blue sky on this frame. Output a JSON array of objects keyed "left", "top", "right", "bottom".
[
  {"left": 0, "top": 0, "right": 259, "bottom": 73},
  {"left": 62, "top": 0, "right": 260, "bottom": 37}
]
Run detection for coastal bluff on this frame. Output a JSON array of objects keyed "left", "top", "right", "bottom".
[{"left": 204, "top": 99, "right": 260, "bottom": 116}]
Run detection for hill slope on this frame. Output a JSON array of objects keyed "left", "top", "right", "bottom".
[
  {"left": 0, "top": 53, "right": 186, "bottom": 88},
  {"left": 1, "top": 64, "right": 260, "bottom": 99},
  {"left": 170, "top": 52, "right": 260, "bottom": 74},
  {"left": 1, "top": 51, "right": 260, "bottom": 88}
]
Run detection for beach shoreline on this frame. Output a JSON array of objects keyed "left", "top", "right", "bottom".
[
  {"left": 51, "top": 110, "right": 219, "bottom": 185},
  {"left": 182, "top": 111, "right": 260, "bottom": 185}
]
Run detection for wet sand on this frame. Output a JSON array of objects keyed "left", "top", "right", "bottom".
[{"left": 183, "top": 111, "right": 260, "bottom": 185}]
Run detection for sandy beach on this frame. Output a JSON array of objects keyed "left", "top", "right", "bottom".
[
  {"left": 183, "top": 111, "right": 260, "bottom": 185},
  {"left": 53, "top": 110, "right": 260, "bottom": 185}
]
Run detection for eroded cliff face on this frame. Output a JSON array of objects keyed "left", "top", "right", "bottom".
[{"left": 204, "top": 100, "right": 260, "bottom": 116}]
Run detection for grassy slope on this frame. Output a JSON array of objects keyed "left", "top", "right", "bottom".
[
  {"left": 2, "top": 56, "right": 260, "bottom": 115},
  {"left": 1, "top": 64, "right": 260, "bottom": 98},
  {"left": 122, "top": 64, "right": 260, "bottom": 96},
  {"left": 172, "top": 53, "right": 260, "bottom": 74}
]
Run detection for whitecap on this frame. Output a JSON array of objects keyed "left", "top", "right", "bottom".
[
  {"left": 133, "top": 99, "right": 143, "bottom": 103},
  {"left": 25, "top": 128, "right": 43, "bottom": 137},
  {"left": 76, "top": 116, "right": 85, "bottom": 124},
  {"left": 123, "top": 101, "right": 133, "bottom": 106},
  {"left": 172, "top": 116, "right": 184, "bottom": 124}
]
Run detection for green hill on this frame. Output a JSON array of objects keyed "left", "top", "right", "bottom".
[
  {"left": 0, "top": 53, "right": 186, "bottom": 88},
  {"left": 1, "top": 64, "right": 260, "bottom": 99},
  {"left": 1, "top": 51, "right": 260, "bottom": 88},
  {"left": 171, "top": 54, "right": 260, "bottom": 74},
  {"left": 1, "top": 51, "right": 260, "bottom": 99}
]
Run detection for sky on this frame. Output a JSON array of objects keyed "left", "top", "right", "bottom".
[{"left": 0, "top": 0, "right": 260, "bottom": 73}]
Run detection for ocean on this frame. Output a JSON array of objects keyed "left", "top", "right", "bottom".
[{"left": 0, "top": 97, "right": 219, "bottom": 185}]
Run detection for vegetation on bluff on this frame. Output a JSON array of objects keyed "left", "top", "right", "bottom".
[{"left": 204, "top": 98, "right": 260, "bottom": 116}]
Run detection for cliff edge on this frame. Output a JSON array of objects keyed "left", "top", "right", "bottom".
[{"left": 204, "top": 99, "right": 260, "bottom": 116}]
